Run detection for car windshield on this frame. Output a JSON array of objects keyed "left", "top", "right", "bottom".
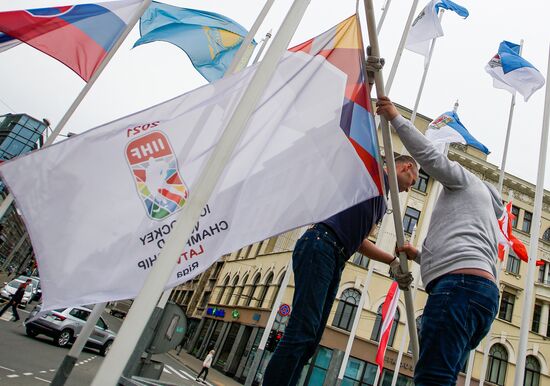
[{"left": 7, "top": 280, "right": 22, "bottom": 289}]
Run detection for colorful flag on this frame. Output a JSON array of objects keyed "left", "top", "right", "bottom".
[
  {"left": 376, "top": 281, "right": 400, "bottom": 373},
  {"left": 0, "top": 0, "right": 143, "bottom": 81},
  {"left": 134, "top": 2, "right": 255, "bottom": 82},
  {"left": 425, "top": 110, "right": 489, "bottom": 154},
  {"left": 0, "top": 32, "right": 20, "bottom": 52},
  {"left": 405, "top": 0, "right": 468, "bottom": 57},
  {"left": 0, "top": 15, "right": 383, "bottom": 310},
  {"left": 498, "top": 201, "right": 543, "bottom": 266},
  {"left": 485, "top": 41, "right": 545, "bottom": 102}
]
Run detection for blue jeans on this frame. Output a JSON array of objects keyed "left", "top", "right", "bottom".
[
  {"left": 263, "top": 224, "right": 348, "bottom": 386},
  {"left": 414, "top": 274, "right": 499, "bottom": 386}
]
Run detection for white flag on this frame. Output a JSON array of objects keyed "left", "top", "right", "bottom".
[
  {"left": 0, "top": 16, "right": 383, "bottom": 310},
  {"left": 405, "top": 0, "right": 442, "bottom": 57}
]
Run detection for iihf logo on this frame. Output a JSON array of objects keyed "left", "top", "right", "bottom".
[{"left": 126, "top": 132, "right": 189, "bottom": 220}]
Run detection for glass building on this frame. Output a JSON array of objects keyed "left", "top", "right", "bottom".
[{"left": 0, "top": 113, "right": 48, "bottom": 161}]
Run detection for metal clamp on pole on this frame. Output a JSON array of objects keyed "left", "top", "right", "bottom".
[{"left": 362, "top": 0, "right": 420, "bottom": 365}]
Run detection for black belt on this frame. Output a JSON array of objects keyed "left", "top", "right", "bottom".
[{"left": 311, "top": 223, "right": 348, "bottom": 258}]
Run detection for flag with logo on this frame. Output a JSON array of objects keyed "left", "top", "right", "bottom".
[
  {"left": 0, "top": 32, "right": 20, "bottom": 52},
  {"left": 376, "top": 281, "right": 400, "bottom": 373},
  {"left": 405, "top": 0, "right": 468, "bottom": 57},
  {"left": 0, "top": 15, "right": 383, "bottom": 310},
  {"left": 425, "top": 110, "right": 489, "bottom": 154},
  {"left": 0, "top": 0, "right": 143, "bottom": 81},
  {"left": 498, "top": 201, "right": 543, "bottom": 266},
  {"left": 134, "top": 2, "right": 256, "bottom": 82},
  {"left": 485, "top": 41, "right": 545, "bottom": 102}
]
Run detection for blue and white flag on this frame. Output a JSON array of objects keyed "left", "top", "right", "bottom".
[
  {"left": 426, "top": 111, "right": 489, "bottom": 154},
  {"left": 134, "top": 2, "right": 255, "bottom": 82},
  {"left": 405, "top": 0, "right": 468, "bottom": 57},
  {"left": 485, "top": 41, "right": 545, "bottom": 102},
  {"left": 0, "top": 32, "right": 20, "bottom": 53}
]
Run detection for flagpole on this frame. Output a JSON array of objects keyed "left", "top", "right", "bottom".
[
  {"left": 513, "top": 44, "right": 550, "bottom": 386},
  {"left": 385, "top": 0, "right": 419, "bottom": 94},
  {"left": 252, "top": 30, "right": 273, "bottom": 64},
  {"left": 363, "top": 0, "right": 419, "bottom": 365},
  {"left": 410, "top": 10, "right": 444, "bottom": 125},
  {"left": 244, "top": 259, "right": 293, "bottom": 386},
  {"left": 225, "top": 0, "right": 275, "bottom": 75},
  {"left": 0, "top": 0, "right": 153, "bottom": 221},
  {"left": 376, "top": 0, "right": 392, "bottom": 34},
  {"left": 497, "top": 40, "right": 524, "bottom": 193},
  {"left": 90, "top": 0, "right": 313, "bottom": 384},
  {"left": 336, "top": 261, "right": 375, "bottom": 385}
]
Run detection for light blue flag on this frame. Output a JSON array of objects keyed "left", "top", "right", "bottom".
[
  {"left": 426, "top": 111, "right": 489, "bottom": 154},
  {"left": 134, "top": 1, "right": 255, "bottom": 82}
]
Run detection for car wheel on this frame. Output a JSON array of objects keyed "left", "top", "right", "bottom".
[
  {"left": 26, "top": 327, "right": 39, "bottom": 338},
  {"left": 100, "top": 340, "right": 112, "bottom": 356},
  {"left": 56, "top": 329, "right": 73, "bottom": 347}
]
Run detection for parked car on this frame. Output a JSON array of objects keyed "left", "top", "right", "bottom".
[
  {"left": 0, "top": 279, "right": 34, "bottom": 307},
  {"left": 109, "top": 299, "right": 132, "bottom": 318},
  {"left": 24, "top": 305, "right": 116, "bottom": 356},
  {"left": 15, "top": 276, "right": 41, "bottom": 303}
]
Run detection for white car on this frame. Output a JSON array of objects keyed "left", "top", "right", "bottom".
[{"left": 1, "top": 279, "right": 34, "bottom": 307}]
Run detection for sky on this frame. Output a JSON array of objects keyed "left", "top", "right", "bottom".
[{"left": 0, "top": 0, "right": 549, "bottom": 189}]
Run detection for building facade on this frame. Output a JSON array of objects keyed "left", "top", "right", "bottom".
[
  {"left": 172, "top": 105, "right": 550, "bottom": 386},
  {"left": 0, "top": 113, "right": 48, "bottom": 161}
]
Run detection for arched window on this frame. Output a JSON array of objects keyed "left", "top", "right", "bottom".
[
  {"left": 370, "top": 304, "right": 400, "bottom": 346},
  {"left": 234, "top": 274, "right": 248, "bottom": 306},
  {"left": 543, "top": 228, "right": 550, "bottom": 242},
  {"left": 332, "top": 289, "right": 361, "bottom": 331},
  {"left": 245, "top": 274, "right": 261, "bottom": 306},
  {"left": 486, "top": 343, "right": 508, "bottom": 386},
  {"left": 224, "top": 275, "right": 239, "bottom": 304},
  {"left": 216, "top": 276, "right": 230, "bottom": 304},
  {"left": 269, "top": 271, "right": 286, "bottom": 308},
  {"left": 257, "top": 272, "right": 274, "bottom": 308},
  {"left": 525, "top": 355, "right": 541, "bottom": 386}
]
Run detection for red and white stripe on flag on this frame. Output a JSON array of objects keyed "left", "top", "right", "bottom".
[{"left": 376, "top": 281, "right": 400, "bottom": 372}]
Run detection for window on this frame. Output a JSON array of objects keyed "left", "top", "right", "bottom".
[
  {"left": 543, "top": 228, "right": 550, "bottom": 242},
  {"left": 245, "top": 274, "right": 261, "bottom": 306},
  {"left": 523, "top": 211, "right": 533, "bottom": 233},
  {"left": 257, "top": 272, "right": 274, "bottom": 308},
  {"left": 210, "top": 263, "right": 223, "bottom": 279},
  {"left": 538, "top": 263, "right": 549, "bottom": 285},
  {"left": 412, "top": 169, "right": 429, "bottom": 193},
  {"left": 505, "top": 252, "right": 520, "bottom": 275},
  {"left": 224, "top": 276, "right": 239, "bottom": 304},
  {"left": 380, "top": 369, "right": 414, "bottom": 386},
  {"left": 199, "top": 292, "right": 210, "bottom": 309},
  {"left": 403, "top": 207, "right": 420, "bottom": 234},
  {"left": 498, "top": 291, "right": 515, "bottom": 322},
  {"left": 303, "top": 347, "right": 333, "bottom": 385},
  {"left": 371, "top": 305, "right": 400, "bottom": 346},
  {"left": 343, "top": 357, "right": 378, "bottom": 386},
  {"left": 532, "top": 304, "right": 542, "bottom": 333},
  {"left": 234, "top": 274, "right": 247, "bottom": 306},
  {"left": 96, "top": 317, "right": 107, "bottom": 330},
  {"left": 269, "top": 272, "right": 285, "bottom": 308},
  {"left": 332, "top": 288, "right": 361, "bottom": 331},
  {"left": 511, "top": 206, "right": 520, "bottom": 228},
  {"left": 486, "top": 344, "right": 508, "bottom": 386},
  {"left": 351, "top": 253, "right": 370, "bottom": 269},
  {"left": 525, "top": 355, "right": 541, "bottom": 386},
  {"left": 69, "top": 308, "right": 90, "bottom": 321},
  {"left": 216, "top": 276, "right": 230, "bottom": 304}
]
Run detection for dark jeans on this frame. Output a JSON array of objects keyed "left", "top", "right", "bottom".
[
  {"left": 263, "top": 224, "right": 347, "bottom": 386},
  {"left": 414, "top": 274, "right": 499, "bottom": 386},
  {"left": 0, "top": 300, "right": 20, "bottom": 321},
  {"left": 197, "top": 367, "right": 208, "bottom": 380}
]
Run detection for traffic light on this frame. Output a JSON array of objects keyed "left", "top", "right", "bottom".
[
  {"left": 274, "top": 331, "right": 283, "bottom": 350},
  {"left": 265, "top": 329, "right": 276, "bottom": 352}
]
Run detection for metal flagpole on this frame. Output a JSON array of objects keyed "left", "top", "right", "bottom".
[
  {"left": 376, "top": 0, "right": 392, "bottom": 34},
  {"left": 385, "top": 0, "right": 419, "bottom": 94},
  {"left": 91, "top": 0, "right": 313, "bottom": 384},
  {"left": 225, "top": 0, "right": 275, "bottom": 75},
  {"left": 51, "top": 302, "right": 107, "bottom": 386},
  {"left": 363, "top": 0, "right": 419, "bottom": 364},
  {"left": 336, "top": 263, "right": 375, "bottom": 385},
  {"left": 410, "top": 10, "right": 444, "bottom": 125},
  {"left": 244, "top": 259, "right": 293, "bottom": 386},
  {"left": 252, "top": 30, "right": 273, "bottom": 64},
  {"left": 513, "top": 44, "right": 550, "bottom": 386},
  {"left": 0, "top": 0, "right": 153, "bottom": 221}
]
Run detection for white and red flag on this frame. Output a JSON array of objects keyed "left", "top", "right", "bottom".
[
  {"left": 376, "top": 281, "right": 400, "bottom": 373},
  {"left": 0, "top": 16, "right": 383, "bottom": 311}
]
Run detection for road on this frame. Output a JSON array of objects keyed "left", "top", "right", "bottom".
[{"left": 0, "top": 304, "right": 210, "bottom": 385}]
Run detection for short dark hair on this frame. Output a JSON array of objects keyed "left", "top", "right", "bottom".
[{"left": 394, "top": 154, "right": 418, "bottom": 171}]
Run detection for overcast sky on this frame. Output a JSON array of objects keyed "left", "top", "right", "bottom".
[{"left": 0, "top": 0, "right": 549, "bottom": 189}]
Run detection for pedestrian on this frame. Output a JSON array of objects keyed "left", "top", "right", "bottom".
[
  {"left": 0, "top": 279, "right": 31, "bottom": 322},
  {"left": 263, "top": 156, "right": 418, "bottom": 386},
  {"left": 377, "top": 96, "right": 504, "bottom": 386},
  {"left": 196, "top": 349, "right": 214, "bottom": 383}
]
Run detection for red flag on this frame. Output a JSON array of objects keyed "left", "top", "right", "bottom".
[{"left": 376, "top": 281, "right": 400, "bottom": 373}]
